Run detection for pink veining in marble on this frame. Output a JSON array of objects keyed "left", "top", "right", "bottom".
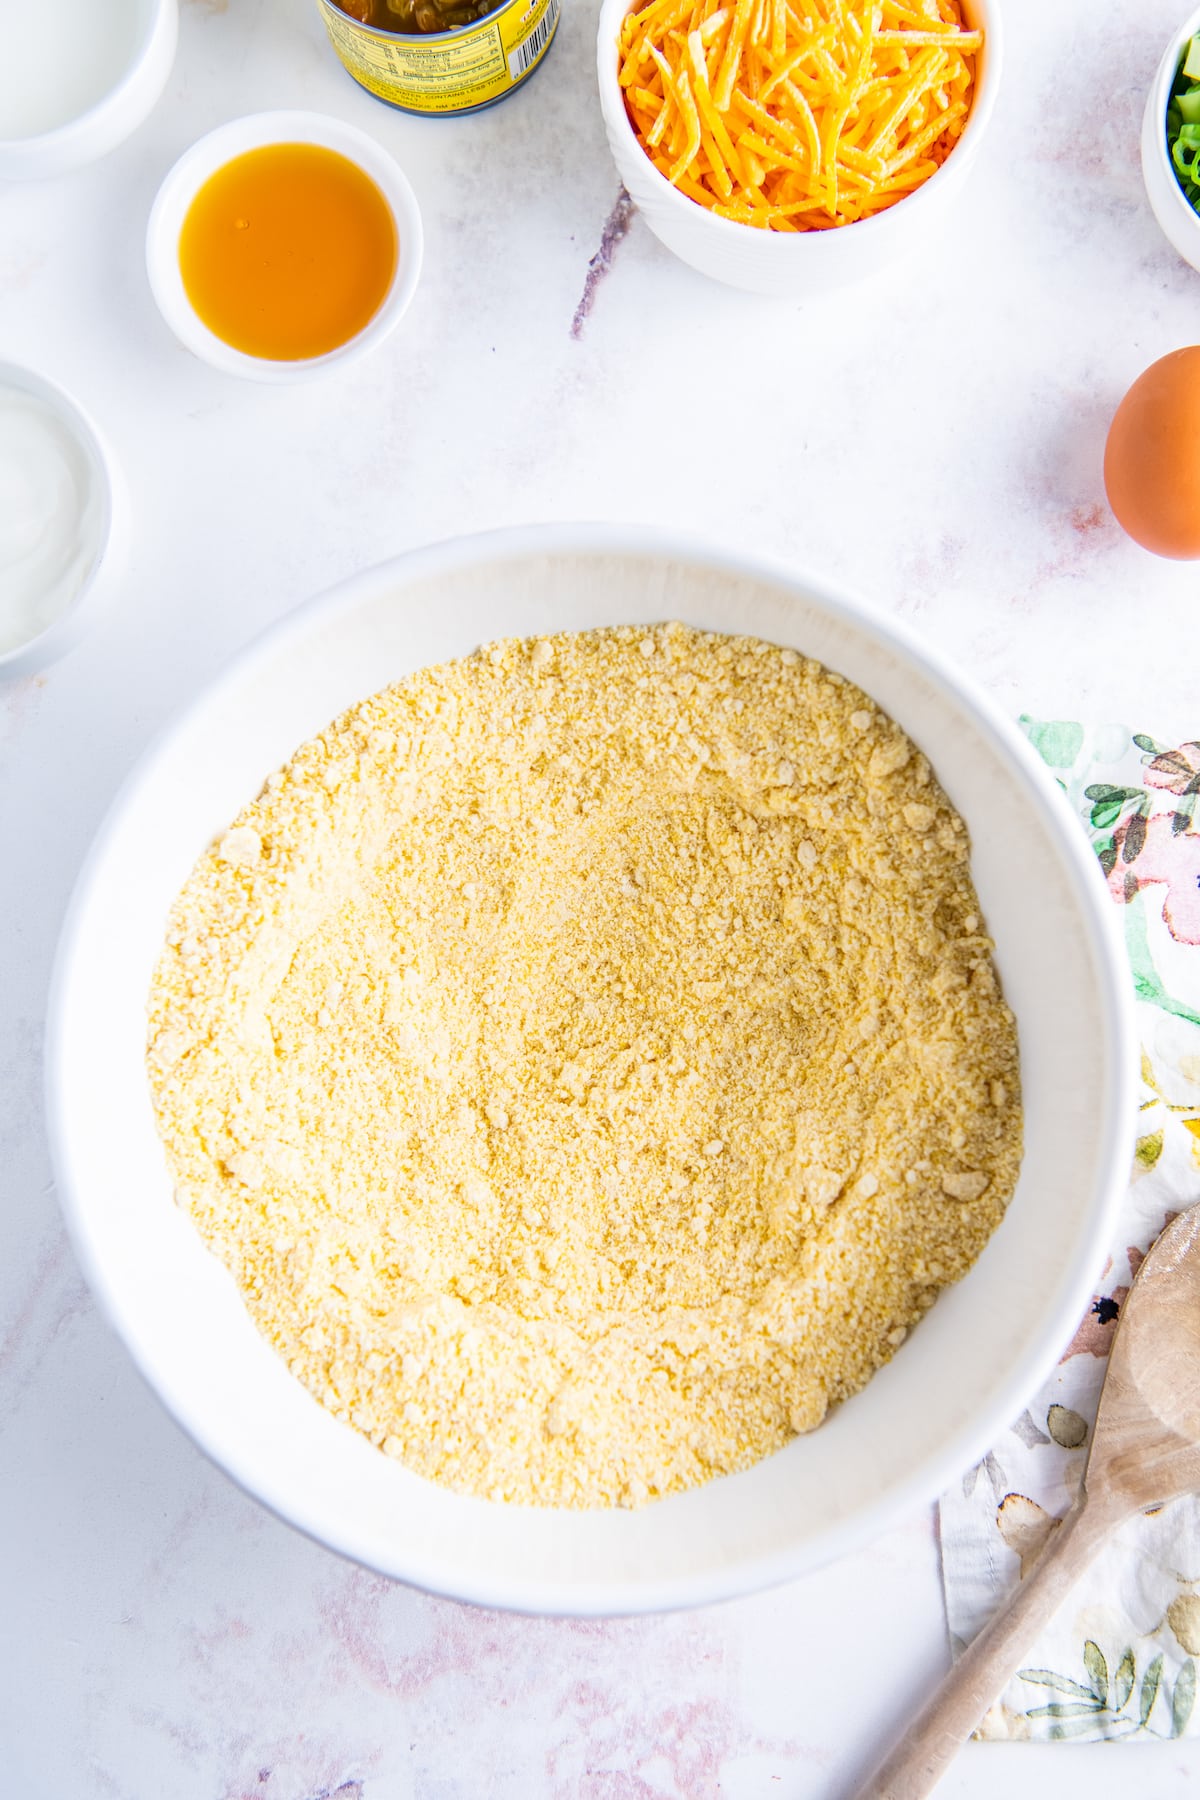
[
  {"left": 0, "top": 672, "right": 47, "bottom": 746},
  {"left": 0, "top": 1222, "right": 90, "bottom": 1426},
  {"left": 192, "top": 1565, "right": 815, "bottom": 1800}
]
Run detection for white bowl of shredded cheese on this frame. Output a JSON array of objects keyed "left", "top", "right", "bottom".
[
  {"left": 596, "top": 0, "right": 1001, "bottom": 297},
  {"left": 47, "top": 525, "right": 1133, "bottom": 1614}
]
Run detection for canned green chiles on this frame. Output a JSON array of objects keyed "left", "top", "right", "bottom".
[{"left": 318, "top": 0, "right": 561, "bottom": 117}]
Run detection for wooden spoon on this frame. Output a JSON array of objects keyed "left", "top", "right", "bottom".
[{"left": 858, "top": 1204, "right": 1200, "bottom": 1799}]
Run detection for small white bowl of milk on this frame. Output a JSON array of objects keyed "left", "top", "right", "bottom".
[
  {"left": 0, "top": 0, "right": 177, "bottom": 180},
  {"left": 0, "top": 365, "right": 124, "bottom": 679}
]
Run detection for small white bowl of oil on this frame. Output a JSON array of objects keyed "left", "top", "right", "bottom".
[
  {"left": 0, "top": 363, "right": 125, "bottom": 679},
  {"left": 146, "top": 110, "right": 424, "bottom": 383},
  {"left": 0, "top": 0, "right": 177, "bottom": 180}
]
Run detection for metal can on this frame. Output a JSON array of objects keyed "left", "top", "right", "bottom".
[{"left": 317, "top": 0, "right": 561, "bottom": 117}]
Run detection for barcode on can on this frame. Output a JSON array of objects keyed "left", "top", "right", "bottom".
[{"left": 508, "top": 0, "right": 559, "bottom": 79}]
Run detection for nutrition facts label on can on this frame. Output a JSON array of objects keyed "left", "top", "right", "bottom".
[{"left": 318, "top": 0, "right": 558, "bottom": 115}]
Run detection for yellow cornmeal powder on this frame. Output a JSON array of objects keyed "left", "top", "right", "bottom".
[{"left": 148, "top": 624, "right": 1022, "bottom": 1508}]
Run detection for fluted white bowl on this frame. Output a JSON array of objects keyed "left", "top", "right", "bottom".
[{"left": 596, "top": 0, "right": 1001, "bottom": 296}]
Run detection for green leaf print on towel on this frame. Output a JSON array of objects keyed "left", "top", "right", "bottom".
[
  {"left": 1019, "top": 720, "right": 1200, "bottom": 1025},
  {"left": 1018, "top": 1646, "right": 1196, "bottom": 1739}
]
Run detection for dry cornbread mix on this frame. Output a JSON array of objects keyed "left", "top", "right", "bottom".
[{"left": 148, "top": 624, "right": 1022, "bottom": 1509}]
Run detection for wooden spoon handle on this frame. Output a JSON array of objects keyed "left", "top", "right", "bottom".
[{"left": 856, "top": 1495, "right": 1119, "bottom": 1800}]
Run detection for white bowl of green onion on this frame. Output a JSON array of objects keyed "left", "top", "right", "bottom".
[{"left": 1143, "top": 8, "right": 1200, "bottom": 275}]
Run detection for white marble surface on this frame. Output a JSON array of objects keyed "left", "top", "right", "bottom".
[{"left": 5, "top": 0, "right": 1200, "bottom": 1794}]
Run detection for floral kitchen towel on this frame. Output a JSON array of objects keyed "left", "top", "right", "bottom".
[{"left": 939, "top": 721, "right": 1200, "bottom": 1743}]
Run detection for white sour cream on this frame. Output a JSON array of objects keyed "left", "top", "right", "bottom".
[
  {"left": 0, "top": 0, "right": 144, "bottom": 141},
  {"left": 0, "top": 384, "right": 104, "bottom": 656}
]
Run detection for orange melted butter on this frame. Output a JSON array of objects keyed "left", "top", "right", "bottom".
[{"left": 179, "top": 143, "right": 398, "bottom": 361}]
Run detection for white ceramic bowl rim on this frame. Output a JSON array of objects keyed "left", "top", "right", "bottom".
[
  {"left": 0, "top": 360, "right": 120, "bottom": 678},
  {"left": 596, "top": 0, "right": 1001, "bottom": 247},
  {"left": 46, "top": 523, "right": 1135, "bottom": 1615},
  {"left": 144, "top": 109, "right": 424, "bottom": 383},
  {"left": 0, "top": 0, "right": 174, "bottom": 158}
]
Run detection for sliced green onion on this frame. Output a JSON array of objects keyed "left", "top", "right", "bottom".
[
  {"left": 1173, "top": 126, "right": 1200, "bottom": 184},
  {"left": 1166, "top": 46, "right": 1200, "bottom": 213}
]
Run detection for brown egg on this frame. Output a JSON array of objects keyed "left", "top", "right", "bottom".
[{"left": 1104, "top": 347, "right": 1200, "bottom": 559}]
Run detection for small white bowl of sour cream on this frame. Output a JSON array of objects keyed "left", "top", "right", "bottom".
[
  {"left": 0, "top": 0, "right": 177, "bottom": 180},
  {"left": 0, "top": 364, "right": 125, "bottom": 679}
]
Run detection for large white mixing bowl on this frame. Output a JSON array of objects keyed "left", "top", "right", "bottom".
[{"left": 46, "top": 525, "right": 1134, "bottom": 1615}]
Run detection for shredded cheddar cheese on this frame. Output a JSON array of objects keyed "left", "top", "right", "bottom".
[{"left": 618, "top": 0, "right": 980, "bottom": 230}]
